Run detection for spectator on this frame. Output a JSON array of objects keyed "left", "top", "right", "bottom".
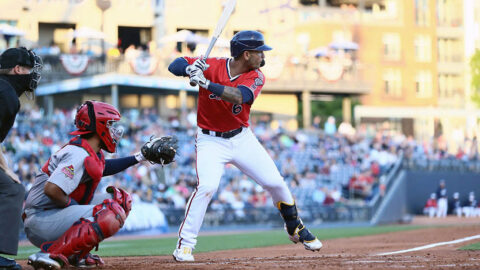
[
  {"left": 324, "top": 116, "right": 336, "bottom": 135},
  {"left": 281, "top": 154, "right": 297, "bottom": 178}
]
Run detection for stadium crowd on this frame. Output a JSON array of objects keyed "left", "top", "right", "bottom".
[{"left": 4, "top": 106, "right": 480, "bottom": 215}]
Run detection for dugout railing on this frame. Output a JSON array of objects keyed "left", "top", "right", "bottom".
[
  {"left": 402, "top": 157, "right": 480, "bottom": 173},
  {"left": 367, "top": 153, "right": 404, "bottom": 220},
  {"left": 161, "top": 204, "right": 373, "bottom": 229}
]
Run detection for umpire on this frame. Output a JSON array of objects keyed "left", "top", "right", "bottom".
[{"left": 0, "top": 47, "right": 42, "bottom": 270}]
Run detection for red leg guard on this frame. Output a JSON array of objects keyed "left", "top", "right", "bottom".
[
  {"left": 106, "top": 186, "right": 132, "bottom": 216},
  {"left": 40, "top": 199, "right": 127, "bottom": 266}
]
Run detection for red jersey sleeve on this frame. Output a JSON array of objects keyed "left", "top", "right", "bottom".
[
  {"left": 237, "top": 69, "right": 265, "bottom": 103},
  {"left": 183, "top": 56, "right": 199, "bottom": 65}
]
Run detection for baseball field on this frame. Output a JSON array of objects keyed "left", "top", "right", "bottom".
[{"left": 14, "top": 216, "right": 480, "bottom": 269}]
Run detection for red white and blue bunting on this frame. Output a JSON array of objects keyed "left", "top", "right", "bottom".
[
  {"left": 60, "top": 54, "right": 90, "bottom": 75},
  {"left": 130, "top": 55, "right": 158, "bottom": 76}
]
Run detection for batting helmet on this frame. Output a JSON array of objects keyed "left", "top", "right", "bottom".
[
  {"left": 230, "top": 30, "right": 272, "bottom": 58},
  {"left": 70, "top": 100, "right": 123, "bottom": 153}
]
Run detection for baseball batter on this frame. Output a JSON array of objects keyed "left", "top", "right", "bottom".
[
  {"left": 168, "top": 30, "right": 322, "bottom": 262},
  {"left": 24, "top": 100, "right": 177, "bottom": 269}
]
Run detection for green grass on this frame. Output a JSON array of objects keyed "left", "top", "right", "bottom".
[
  {"left": 12, "top": 224, "right": 426, "bottom": 260},
  {"left": 460, "top": 242, "right": 480, "bottom": 250}
]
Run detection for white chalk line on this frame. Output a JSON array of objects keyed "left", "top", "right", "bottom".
[{"left": 376, "top": 234, "right": 480, "bottom": 256}]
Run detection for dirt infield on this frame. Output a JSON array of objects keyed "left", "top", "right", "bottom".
[{"left": 20, "top": 217, "right": 480, "bottom": 269}]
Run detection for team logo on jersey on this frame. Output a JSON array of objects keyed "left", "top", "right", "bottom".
[
  {"left": 232, "top": 104, "right": 243, "bottom": 115},
  {"left": 209, "top": 93, "right": 222, "bottom": 100},
  {"left": 61, "top": 165, "right": 75, "bottom": 179},
  {"left": 250, "top": 78, "right": 263, "bottom": 91}
]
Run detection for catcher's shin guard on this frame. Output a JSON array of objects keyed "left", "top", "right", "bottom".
[
  {"left": 40, "top": 199, "right": 127, "bottom": 267},
  {"left": 106, "top": 185, "right": 132, "bottom": 216},
  {"left": 277, "top": 201, "right": 323, "bottom": 251}
]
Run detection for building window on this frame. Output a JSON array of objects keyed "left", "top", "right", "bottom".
[
  {"left": 299, "top": 0, "right": 319, "bottom": 6},
  {"left": 382, "top": 33, "right": 401, "bottom": 61},
  {"left": 437, "top": 38, "right": 463, "bottom": 62},
  {"left": 383, "top": 69, "right": 402, "bottom": 97},
  {"left": 437, "top": 0, "right": 463, "bottom": 27},
  {"left": 414, "top": 35, "right": 431, "bottom": 62},
  {"left": 332, "top": 30, "right": 352, "bottom": 44},
  {"left": 414, "top": 0, "right": 430, "bottom": 26},
  {"left": 415, "top": 71, "right": 432, "bottom": 98},
  {"left": 438, "top": 74, "right": 460, "bottom": 98}
]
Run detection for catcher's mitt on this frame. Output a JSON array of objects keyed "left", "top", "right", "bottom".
[{"left": 141, "top": 136, "right": 178, "bottom": 165}]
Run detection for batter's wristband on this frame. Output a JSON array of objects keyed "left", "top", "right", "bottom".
[
  {"left": 207, "top": 82, "right": 225, "bottom": 96},
  {"left": 66, "top": 197, "right": 79, "bottom": 207}
]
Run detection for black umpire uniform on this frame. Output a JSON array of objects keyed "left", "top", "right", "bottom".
[{"left": 0, "top": 47, "right": 42, "bottom": 270}]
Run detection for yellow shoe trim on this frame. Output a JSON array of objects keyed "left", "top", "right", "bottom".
[
  {"left": 276, "top": 200, "right": 296, "bottom": 209},
  {"left": 304, "top": 238, "right": 318, "bottom": 243}
]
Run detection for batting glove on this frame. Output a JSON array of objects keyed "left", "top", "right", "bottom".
[
  {"left": 185, "top": 64, "right": 197, "bottom": 76},
  {"left": 185, "top": 59, "right": 209, "bottom": 76},
  {"left": 193, "top": 58, "right": 209, "bottom": 71},
  {"left": 189, "top": 69, "right": 210, "bottom": 89}
]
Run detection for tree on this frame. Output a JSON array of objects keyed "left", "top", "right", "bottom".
[{"left": 470, "top": 49, "right": 480, "bottom": 106}]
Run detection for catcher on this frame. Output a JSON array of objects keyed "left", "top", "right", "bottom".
[{"left": 24, "top": 100, "right": 177, "bottom": 269}]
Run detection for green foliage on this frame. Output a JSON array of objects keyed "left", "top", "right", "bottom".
[
  {"left": 298, "top": 96, "right": 360, "bottom": 128},
  {"left": 13, "top": 225, "right": 425, "bottom": 260},
  {"left": 470, "top": 49, "right": 480, "bottom": 107}
]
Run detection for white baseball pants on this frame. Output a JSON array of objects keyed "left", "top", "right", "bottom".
[{"left": 176, "top": 127, "right": 294, "bottom": 249}]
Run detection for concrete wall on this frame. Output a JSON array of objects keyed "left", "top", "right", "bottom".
[{"left": 371, "top": 171, "right": 408, "bottom": 225}]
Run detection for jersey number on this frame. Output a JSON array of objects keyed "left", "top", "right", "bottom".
[{"left": 232, "top": 104, "right": 243, "bottom": 115}]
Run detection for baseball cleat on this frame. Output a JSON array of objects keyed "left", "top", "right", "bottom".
[
  {"left": 27, "top": 252, "right": 62, "bottom": 270},
  {"left": 69, "top": 253, "right": 105, "bottom": 268},
  {"left": 302, "top": 237, "right": 323, "bottom": 252},
  {"left": 286, "top": 221, "right": 323, "bottom": 252},
  {"left": 173, "top": 246, "right": 195, "bottom": 262}
]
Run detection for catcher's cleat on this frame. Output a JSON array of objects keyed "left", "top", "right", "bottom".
[
  {"left": 27, "top": 252, "right": 62, "bottom": 270},
  {"left": 69, "top": 253, "right": 105, "bottom": 268},
  {"left": 172, "top": 246, "right": 194, "bottom": 262}
]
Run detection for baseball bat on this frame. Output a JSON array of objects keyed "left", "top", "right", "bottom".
[{"left": 190, "top": 0, "right": 237, "bottom": 86}]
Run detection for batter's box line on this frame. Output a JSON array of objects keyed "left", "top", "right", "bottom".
[{"left": 374, "top": 234, "right": 480, "bottom": 256}]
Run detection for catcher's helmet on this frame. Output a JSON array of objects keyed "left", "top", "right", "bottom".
[
  {"left": 70, "top": 100, "right": 123, "bottom": 153},
  {"left": 230, "top": 30, "right": 272, "bottom": 58}
]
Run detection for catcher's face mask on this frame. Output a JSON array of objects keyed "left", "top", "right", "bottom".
[{"left": 107, "top": 120, "right": 124, "bottom": 145}]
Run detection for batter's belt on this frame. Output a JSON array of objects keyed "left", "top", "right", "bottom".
[{"left": 201, "top": 127, "right": 243, "bottom": 139}]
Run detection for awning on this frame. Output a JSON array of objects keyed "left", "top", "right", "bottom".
[{"left": 329, "top": 41, "right": 359, "bottom": 50}]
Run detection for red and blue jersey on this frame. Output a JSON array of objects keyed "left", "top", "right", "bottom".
[{"left": 184, "top": 57, "right": 265, "bottom": 132}]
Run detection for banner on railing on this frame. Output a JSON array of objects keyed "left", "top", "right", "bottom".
[
  {"left": 317, "top": 60, "right": 344, "bottom": 82},
  {"left": 130, "top": 55, "right": 159, "bottom": 76},
  {"left": 60, "top": 54, "right": 90, "bottom": 75}
]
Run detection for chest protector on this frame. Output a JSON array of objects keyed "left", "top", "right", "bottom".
[{"left": 41, "top": 137, "right": 105, "bottom": 205}]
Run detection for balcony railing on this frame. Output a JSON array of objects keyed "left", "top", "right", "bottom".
[{"left": 38, "top": 53, "right": 371, "bottom": 93}]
